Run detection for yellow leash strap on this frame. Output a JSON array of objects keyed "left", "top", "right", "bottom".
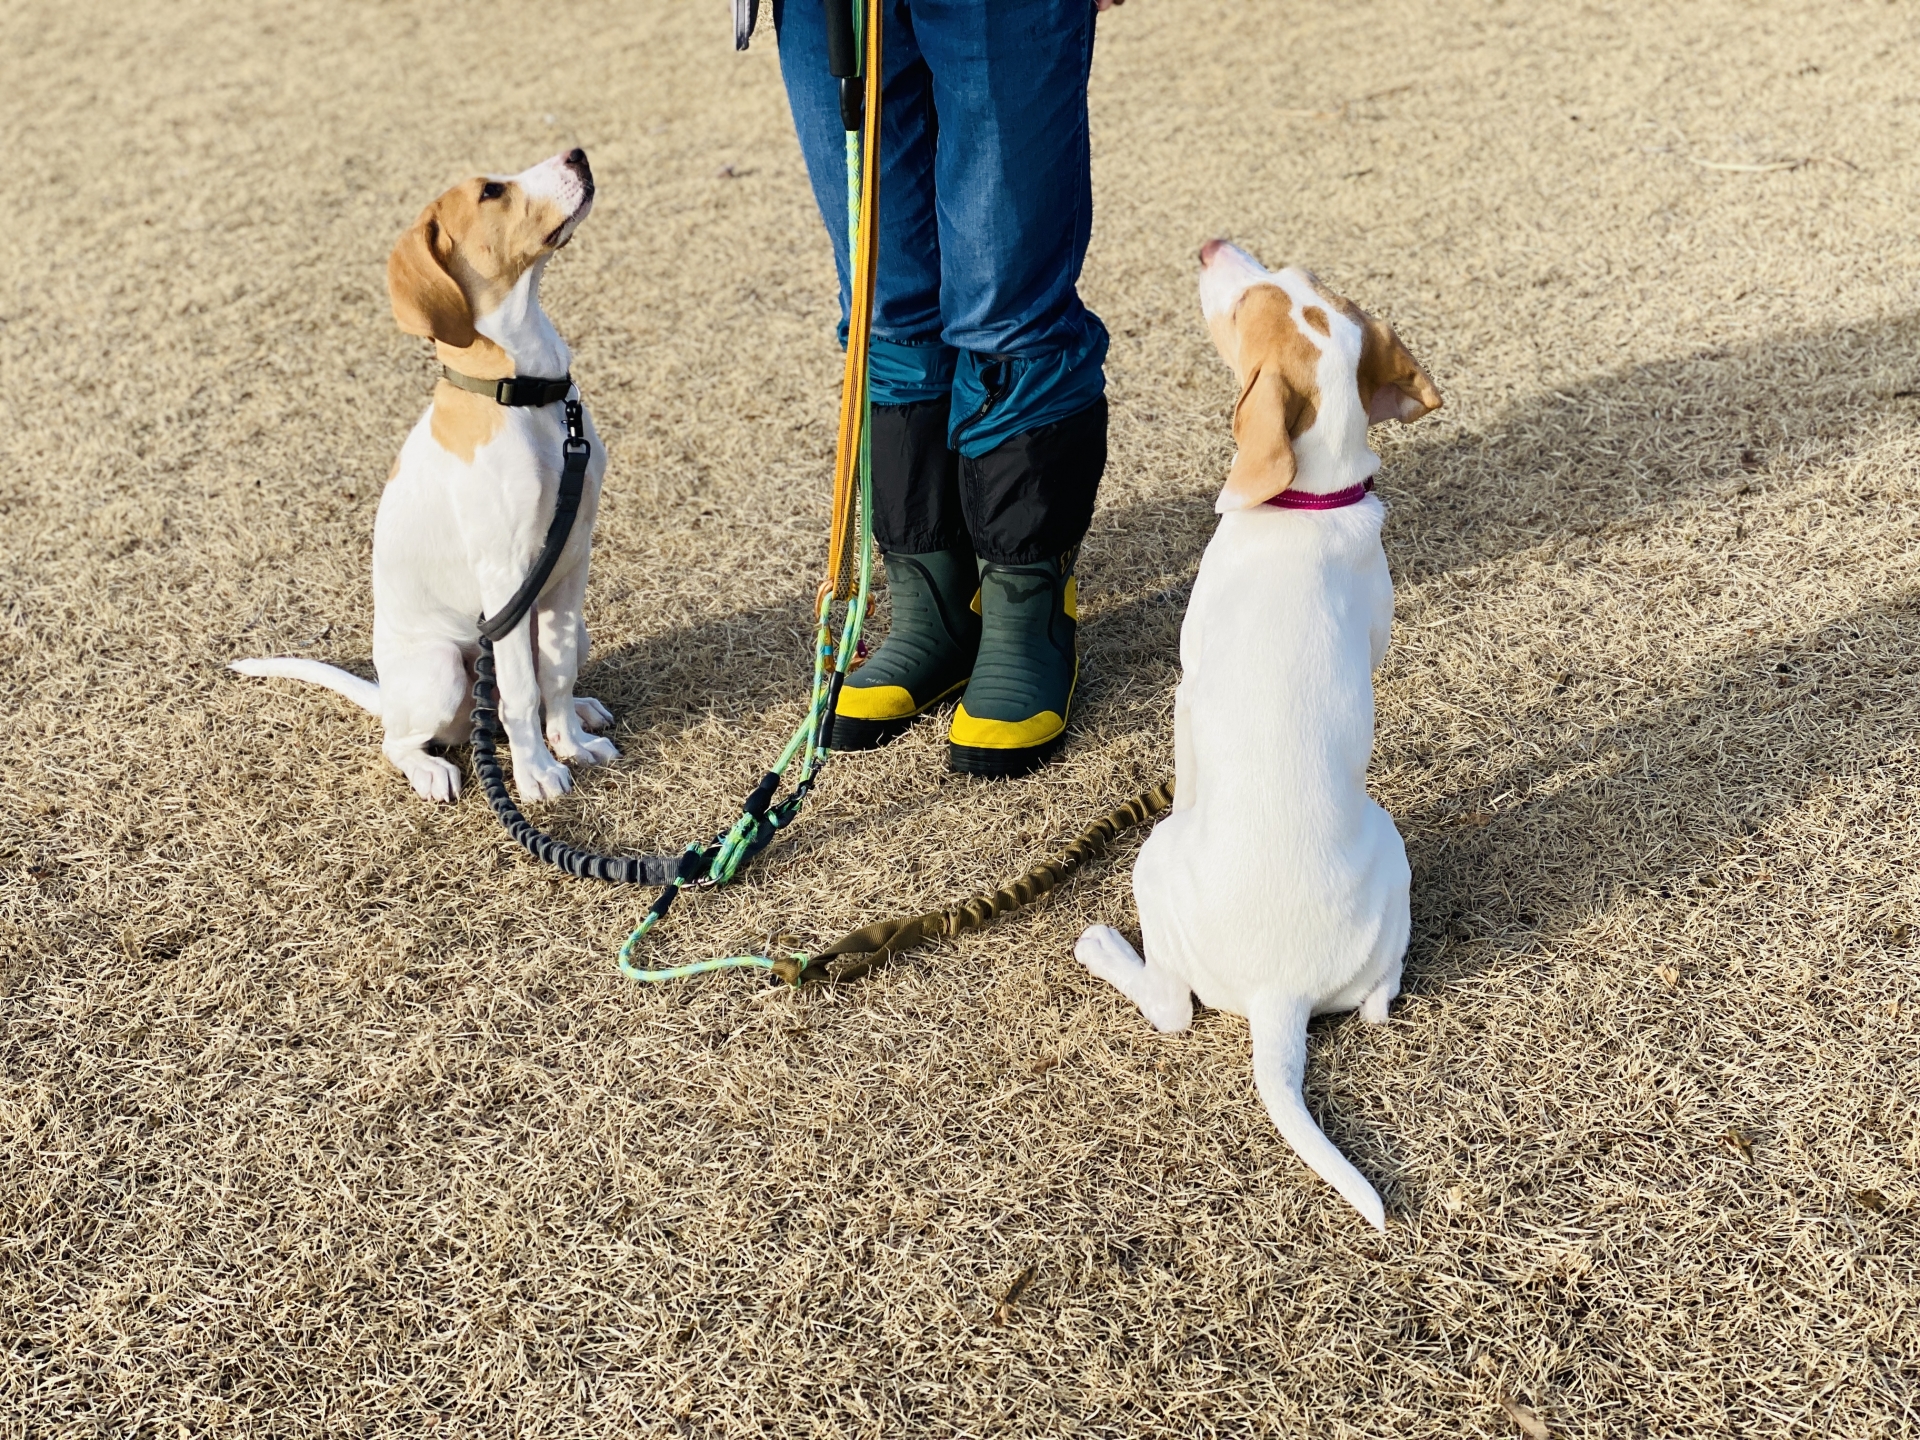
[{"left": 826, "top": 0, "right": 885, "bottom": 601}]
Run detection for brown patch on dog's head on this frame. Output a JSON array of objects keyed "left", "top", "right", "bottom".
[
  {"left": 1205, "top": 264, "right": 1442, "bottom": 510},
  {"left": 386, "top": 172, "right": 579, "bottom": 346},
  {"left": 1317, "top": 290, "right": 1444, "bottom": 424},
  {"left": 1212, "top": 285, "right": 1326, "bottom": 509}
]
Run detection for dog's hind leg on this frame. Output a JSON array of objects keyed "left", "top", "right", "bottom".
[
  {"left": 1359, "top": 956, "right": 1403, "bottom": 1025},
  {"left": 376, "top": 640, "right": 468, "bottom": 803},
  {"left": 1248, "top": 990, "right": 1386, "bottom": 1231},
  {"left": 1076, "top": 925, "right": 1193, "bottom": 1033},
  {"left": 1359, "top": 828, "right": 1410, "bottom": 1025},
  {"left": 574, "top": 685, "right": 613, "bottom": 734}
]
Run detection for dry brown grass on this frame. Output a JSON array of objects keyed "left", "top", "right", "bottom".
[{"left": 4, "top": 1, "right": 1920, "bottom": 1435}]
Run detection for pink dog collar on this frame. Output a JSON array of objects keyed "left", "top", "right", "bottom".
[{"left": 1265, "top": 478, "right": 1375, "bottom": 511}]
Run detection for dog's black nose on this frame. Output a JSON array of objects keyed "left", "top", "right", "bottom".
[{"left": 565, "top": 148, "right": 588, "bottom": 169}]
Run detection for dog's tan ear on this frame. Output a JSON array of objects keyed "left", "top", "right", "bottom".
[
  {"left": 387, "top": 206, "right": 476, "bottom": 348},
  {"left": 1357, "top": 312, "right": 1441, "bottom": 424},
  {"left": 1217, "top": 365, "right": 1299, "bottom": 512}
]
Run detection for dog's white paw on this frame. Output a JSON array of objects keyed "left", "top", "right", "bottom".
[
  {"left": 398, "top": 752, "right": 462, "bottom": 804},
  {"left": 514, "top": 753, "right": 574, "bottom": 803},
  {"left": 548, "top": 726, "right": 619, "bottom": 767},
  {"left": 1076, "top": 925, "right": 1193, "bottom": 1034},
  {"left": 1077, "top": 924, "right": 1146, "bottom": 980},
  {"left": 576, "top": 734, "right": 620, "bottom": 766},
  {"left": 1360, "top": 973, "right": 1398, "bottom": 1025},
  {"left": 573, "top": 696, "right": 614, "bottom": 732}
]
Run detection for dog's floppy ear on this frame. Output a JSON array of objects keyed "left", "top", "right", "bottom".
[
  {"left": 387, "top": 205, "right": 476, "bottom": 348},
  {"left": 1217, "top": 365, "right": 1299, "bottom": 512},
  {"left": 1357, "top": 311, "right": 1442, "bottom": 424}
]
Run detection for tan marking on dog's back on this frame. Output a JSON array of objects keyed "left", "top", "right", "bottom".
[
  {"left": 1301, "top": 305, "right": 1331, "bottom": 336},
  {"left": 430, "top": 383, "right": 505, "bottom": 463},
  {"left": 434, "top": 333, "right": 513, "bottom": 381},
  {"left": 425, "top": 335, "right": 514, "bottom": 463}
]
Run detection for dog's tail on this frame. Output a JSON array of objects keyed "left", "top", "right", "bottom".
[
  {"left": 229, "top": 657, "right": 381, "bottom": 715},
  {"left": 1248, "top": 990, "right": 1387, "bottom": 1231}
]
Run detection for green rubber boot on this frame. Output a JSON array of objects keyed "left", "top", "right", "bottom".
[
  {"left": 947, "top": 550, "right": 1079, "bottom": 778},
  {"left": 832, "top": 548, "right": 982, "bottom": 751}
]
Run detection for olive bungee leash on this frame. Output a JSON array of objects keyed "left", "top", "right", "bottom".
[{"left": 469, "top": 0, "right": 1173, "bottom": 986}]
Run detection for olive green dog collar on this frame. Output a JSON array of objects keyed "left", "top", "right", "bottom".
[{"left": 440, "top": 366, "right": 573, "bottom": 407}]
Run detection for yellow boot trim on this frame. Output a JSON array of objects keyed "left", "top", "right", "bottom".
[
  {"left": 837, "top": 674, "right": 969, "bottom": 722},
  {"left": 836, "top": 683, "right": 921, "bottom": 722},
  {"left": 949, "top": 703, "right": 1067, "bottom": 750}
]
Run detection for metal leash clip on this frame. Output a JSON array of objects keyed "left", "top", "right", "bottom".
[{"left": 734, "top": 0, "right": 759, "bottom": 51}]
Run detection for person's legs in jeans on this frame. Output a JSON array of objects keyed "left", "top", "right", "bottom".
[
  {"left": 775, "top": 0, "right": 983, "bottom": 750},
  {"left": 917, "top": 0, "right": 1109, "bottom": 776},
  {"left": 777, "top": 0, "right": 1110, "bottom": 774}
]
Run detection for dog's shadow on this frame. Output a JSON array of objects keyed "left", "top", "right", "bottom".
[{"left": 572, "top": 313, "right": 1919, "bottom": 975}]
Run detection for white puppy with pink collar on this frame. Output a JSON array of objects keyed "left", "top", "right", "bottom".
[{"left": 1077, "top": 241, "right": 1441, "bottom": 1230}]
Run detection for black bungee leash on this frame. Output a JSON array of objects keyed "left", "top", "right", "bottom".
[{"left": 458, "top": 371, "right": 699, "bottom": 889}]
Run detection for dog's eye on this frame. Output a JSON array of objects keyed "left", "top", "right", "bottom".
[{"left": 479, "top": 181, "right": 506, "bottom": 202}]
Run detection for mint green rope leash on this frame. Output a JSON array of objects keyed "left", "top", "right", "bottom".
[{"left": 617, "top": 108, "right": 876, "bottom": 987}]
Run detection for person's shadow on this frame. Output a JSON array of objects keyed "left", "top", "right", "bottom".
[{"left": 574, "top": 312, "right": 1920, "bottom": 970}]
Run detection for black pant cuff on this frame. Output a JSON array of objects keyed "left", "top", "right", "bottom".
[
  {"left": 960, "top": 396, "right": 1107, "bottom": 565},
  {"left": 877, "top": 527, "right": 974, "bottom": 556},
  {"left": 870, "top": 400, "right": 966, "bottom": 557}
]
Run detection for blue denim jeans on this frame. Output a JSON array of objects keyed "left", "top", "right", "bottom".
[{"left": 772, "top": 0, "right": 1110, "bottom": 460}]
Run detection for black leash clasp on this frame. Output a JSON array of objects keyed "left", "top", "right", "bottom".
[{"left": 561, "top": 398, "right": 590, "bottom": 469}]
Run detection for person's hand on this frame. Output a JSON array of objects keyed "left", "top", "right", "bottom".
[{"left": 1095, "top": 0, "right": 1126, "bottom": 11}]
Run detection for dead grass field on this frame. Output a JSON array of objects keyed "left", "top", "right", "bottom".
[{"left": 4, "top": 0, "right": 1920, "bottom": 1434}]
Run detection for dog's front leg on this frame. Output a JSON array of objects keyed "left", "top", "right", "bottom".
[
  {"left": 487, "top": 613, "right": 573, "bottom": 803},
  {"left": 535, "top": 561, "right": 618, "bottom": 766}
]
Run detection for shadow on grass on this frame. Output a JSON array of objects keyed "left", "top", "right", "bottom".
[
  {"left": 1078, "top": 311, "right": 1920, "bottom": 695},
  {"left": 1398, "top": 591, "right": 1920, "bottom": 987}
]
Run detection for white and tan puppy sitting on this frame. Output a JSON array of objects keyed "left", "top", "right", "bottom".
[
  {"left": 1076, "top": 240, "right": 1441, "bottom": 1230},
  {"left": 233, "top": 149, "right": 616, "bottom": 804}
]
